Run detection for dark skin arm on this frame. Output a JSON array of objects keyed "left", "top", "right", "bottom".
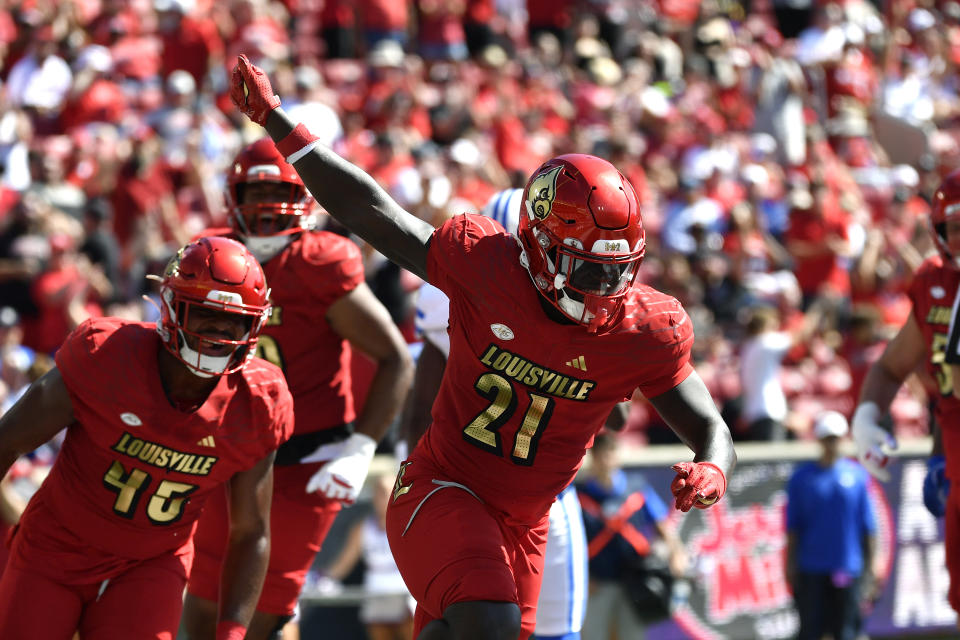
[
  {"left": 647, "top": 370, "right": 737, "bottom": 477},
  {"left": 603, "top": 401, "right": 630, "bottom": 432},
  {"left": 0, "top": 368, "right": 74, "bottom": 479},
  {"left": 327, "top": 282, "right": 414, "bottom": 443},
  {"left": 400, "top": 337, "right": 448, "bottom": 450},
  {"left": 218, "top": 451, "right": 276, "bottom": 628},
  {"left": 264, "top": 109, "right": 434, "bottom": 279}
]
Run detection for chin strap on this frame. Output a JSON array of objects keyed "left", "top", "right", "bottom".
[
  {"left": 245, "top": 234, "right": 294, "bottom": 263},
  {"left": 179, "top": 342, "right": 229, "bottom": 378},
  {"left": 587, "top": 307, "right": 608, "bottom": 333}
]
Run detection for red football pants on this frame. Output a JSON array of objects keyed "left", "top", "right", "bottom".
[
  {"left": 0, "top": 546, "right": 187, "bottom": 639},
  {"left": 385, "top": 458, "right": 549, "bottom": 640}
]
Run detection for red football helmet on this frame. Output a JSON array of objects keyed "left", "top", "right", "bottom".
[
  {"left": 157, "top": 236, "right": 271, "bottom": 377},
  {"left": 517, "top": 154, "right": 645, "bottom": 332},
  {"left": 227, "top": 138, "right": 314, "bottom": 249},
  {"left": 932, "top": 169, "right": 960, "bottom": 269}
]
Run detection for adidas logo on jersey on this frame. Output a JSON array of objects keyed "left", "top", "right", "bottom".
[
  {"left": 565, "top": 356, "right": 587, "bottom": 371},
  {"left": 197, "top": 436, "right": 216, "bottom": 448}
]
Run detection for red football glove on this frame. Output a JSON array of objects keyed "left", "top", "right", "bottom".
[
  {"left": 670, "top": 461, "right": 726, "bottom": 512},
  {"left": 230, "top": 54, "right": 281, "bottom": 126}
]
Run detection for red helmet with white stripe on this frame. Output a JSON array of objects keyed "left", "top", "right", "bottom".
[
  {"left": 227, "top": 138, "right": 314, "bottom": 259},
  {"left": 157, "top": 236, "right": 271, "bottom": 377},
  {"left": 517, "top": 154, "right": 645, "bottom": 332}
]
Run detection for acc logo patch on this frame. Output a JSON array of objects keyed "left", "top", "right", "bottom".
[
  {"left": 490, "top": 323, "right": 515, "bottom": 340},
  {"left": 931, "top": 286, "right": 945, "bottom": 299},
  {"left": 120, "top": 412, "right": 142, "bottom": 427},
  {"left": 526, "top": 165, "right": 562, "bottom": 220}
]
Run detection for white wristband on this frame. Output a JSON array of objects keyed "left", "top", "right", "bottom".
[{"left": 286, "top": 140, "right": 321, "bottom": 164}]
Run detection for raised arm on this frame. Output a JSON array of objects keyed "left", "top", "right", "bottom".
[{"left": 232, "top": 55, "right": 434, "bottom": 279}]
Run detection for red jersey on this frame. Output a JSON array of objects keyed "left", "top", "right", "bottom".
[
  {"left": 909, "top": 257, "right": 960, "bottom": 480},
  {"left": 204, "top": 230, "right": 365, "bottom": 435},
  {"left": 25, "top": 318, "right": 292, "bottom": 571},
  {"left": 419, "top": 215, "right": 693, "bottom": 524}
]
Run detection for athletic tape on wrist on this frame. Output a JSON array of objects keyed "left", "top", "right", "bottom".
[{"left": 276, "top": 123, "right": 320, "bottom": 164}]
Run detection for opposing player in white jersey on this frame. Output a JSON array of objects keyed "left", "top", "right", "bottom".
[{"left": 405, "top": 189, "right": 621, "bottom": 640}]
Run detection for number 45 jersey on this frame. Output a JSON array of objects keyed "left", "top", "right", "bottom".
[
  {"left": 19, "top": 318, "right": 293, "bottom": 582},
  {"left": 419, "top": 215, "right": 694, "bottom": 524}
]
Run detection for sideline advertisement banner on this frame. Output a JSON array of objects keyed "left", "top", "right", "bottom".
[{"left": 639, "top": 455, "right": 955, "bottom": 639}]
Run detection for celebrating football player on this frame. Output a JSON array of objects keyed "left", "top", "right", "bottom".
[
  {"left": 180, "top": 139, "right": 413, "bottom": 640},
  {"left": 230, "top": 54, "right": 736, "bottom": 640},
  {"left": 852, "top": 170, "right": 960, "bottom": 621},
  {"left": 0, "top": 237, "right": 293, "bottom": 640},
  {"left": 404, "top": 188, "right": 608, "bottom": 640}
]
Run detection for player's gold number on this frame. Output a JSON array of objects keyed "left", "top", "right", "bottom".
[
  {"left": 103, "top": 461, "right": 198, "bottom": 525},
  {"left": 932, "top": 333, "right": 953, "bottom": 396},
  {"left": 254, "top": 334, "right": 285, "bottom": 371},
  {"left": 462, "top": 373, "right": 554, "bottom": 465}
]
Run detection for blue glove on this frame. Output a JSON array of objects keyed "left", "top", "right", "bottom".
[{"left": 923, "top": 455, "right": 949, "bottom": 518}]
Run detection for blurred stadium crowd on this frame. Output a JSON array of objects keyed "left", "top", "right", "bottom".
[{"left": 0, "top": 0, "right": 958, "bottom": 454}]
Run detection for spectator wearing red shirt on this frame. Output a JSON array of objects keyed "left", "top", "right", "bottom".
[
  {"left": 59, "top": 45, "right": 128, "bottom": 132},
  {"left": 225, "top": 0, "right": 290, "bottom": 67},
  {"left": 527, "top": 0, "right": 575, "bottom": 50},
  {"left": 359, "top": 0, "right": 410, "bottom": 50},
  {"left": 824, "top": 26, "right": 877, "bottom": 121},
  {"left": 22, "top": 234, "right": 106, "bottom": 356},
  {"left": 156, "top": 0, "right": 224, "bottom": 90},
  {"left": 318, "top": 0, "right": 357, "bottom": 58},
  {"left": 107, "top": 16, "right": 162, "bottom": 87},
  {"left": 463, "top": 0, "right": 496, "bottom": 57},
  {"left": 416, "top": 0, "right": 468, "bottom": 62},
  {"left": 85, "top": 0, "right": 141, "bottom": 46},
  {"left": 784, "top": 182, "right": 852, "bottom": 308},
  {"left": 446, "top": 137, "right": 499, "bottom": 210},
  {"left": 109, "top": 129, "right": 189, "bottom": 272},
  {"left": 368, "top": 131, "right": 416, "bottom": 198}
]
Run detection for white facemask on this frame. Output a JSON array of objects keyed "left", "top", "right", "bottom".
[
  {"left": 245, "top": 235, "right": 294, "bottom": 263},
  {"left": 178, "top": 337, "right": 233, "bottom": 378}
]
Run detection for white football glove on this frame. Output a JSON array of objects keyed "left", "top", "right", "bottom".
[
  {"left": 306, "top": 432, "right": 377, "bottom": 504},
  {"left": 851, "top": 402, "right": 898, "bottom": 481}
]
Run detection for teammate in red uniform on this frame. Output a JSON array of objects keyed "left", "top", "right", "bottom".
[
  {"left": 180, "top": 139, "right": 413, "bottom": 640},
  {"left": 854, "top": 170, "right": 959, "bottom": 623},
  {"left": 230, "top": 55, "right": 736, "bottom": 640},
  {"left": 0, "top": 236, "right": 293, "bottom": 640}
]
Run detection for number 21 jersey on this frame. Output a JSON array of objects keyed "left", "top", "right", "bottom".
[{"left": 419, "top": 215, "right": 693, "bottom": 524}]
